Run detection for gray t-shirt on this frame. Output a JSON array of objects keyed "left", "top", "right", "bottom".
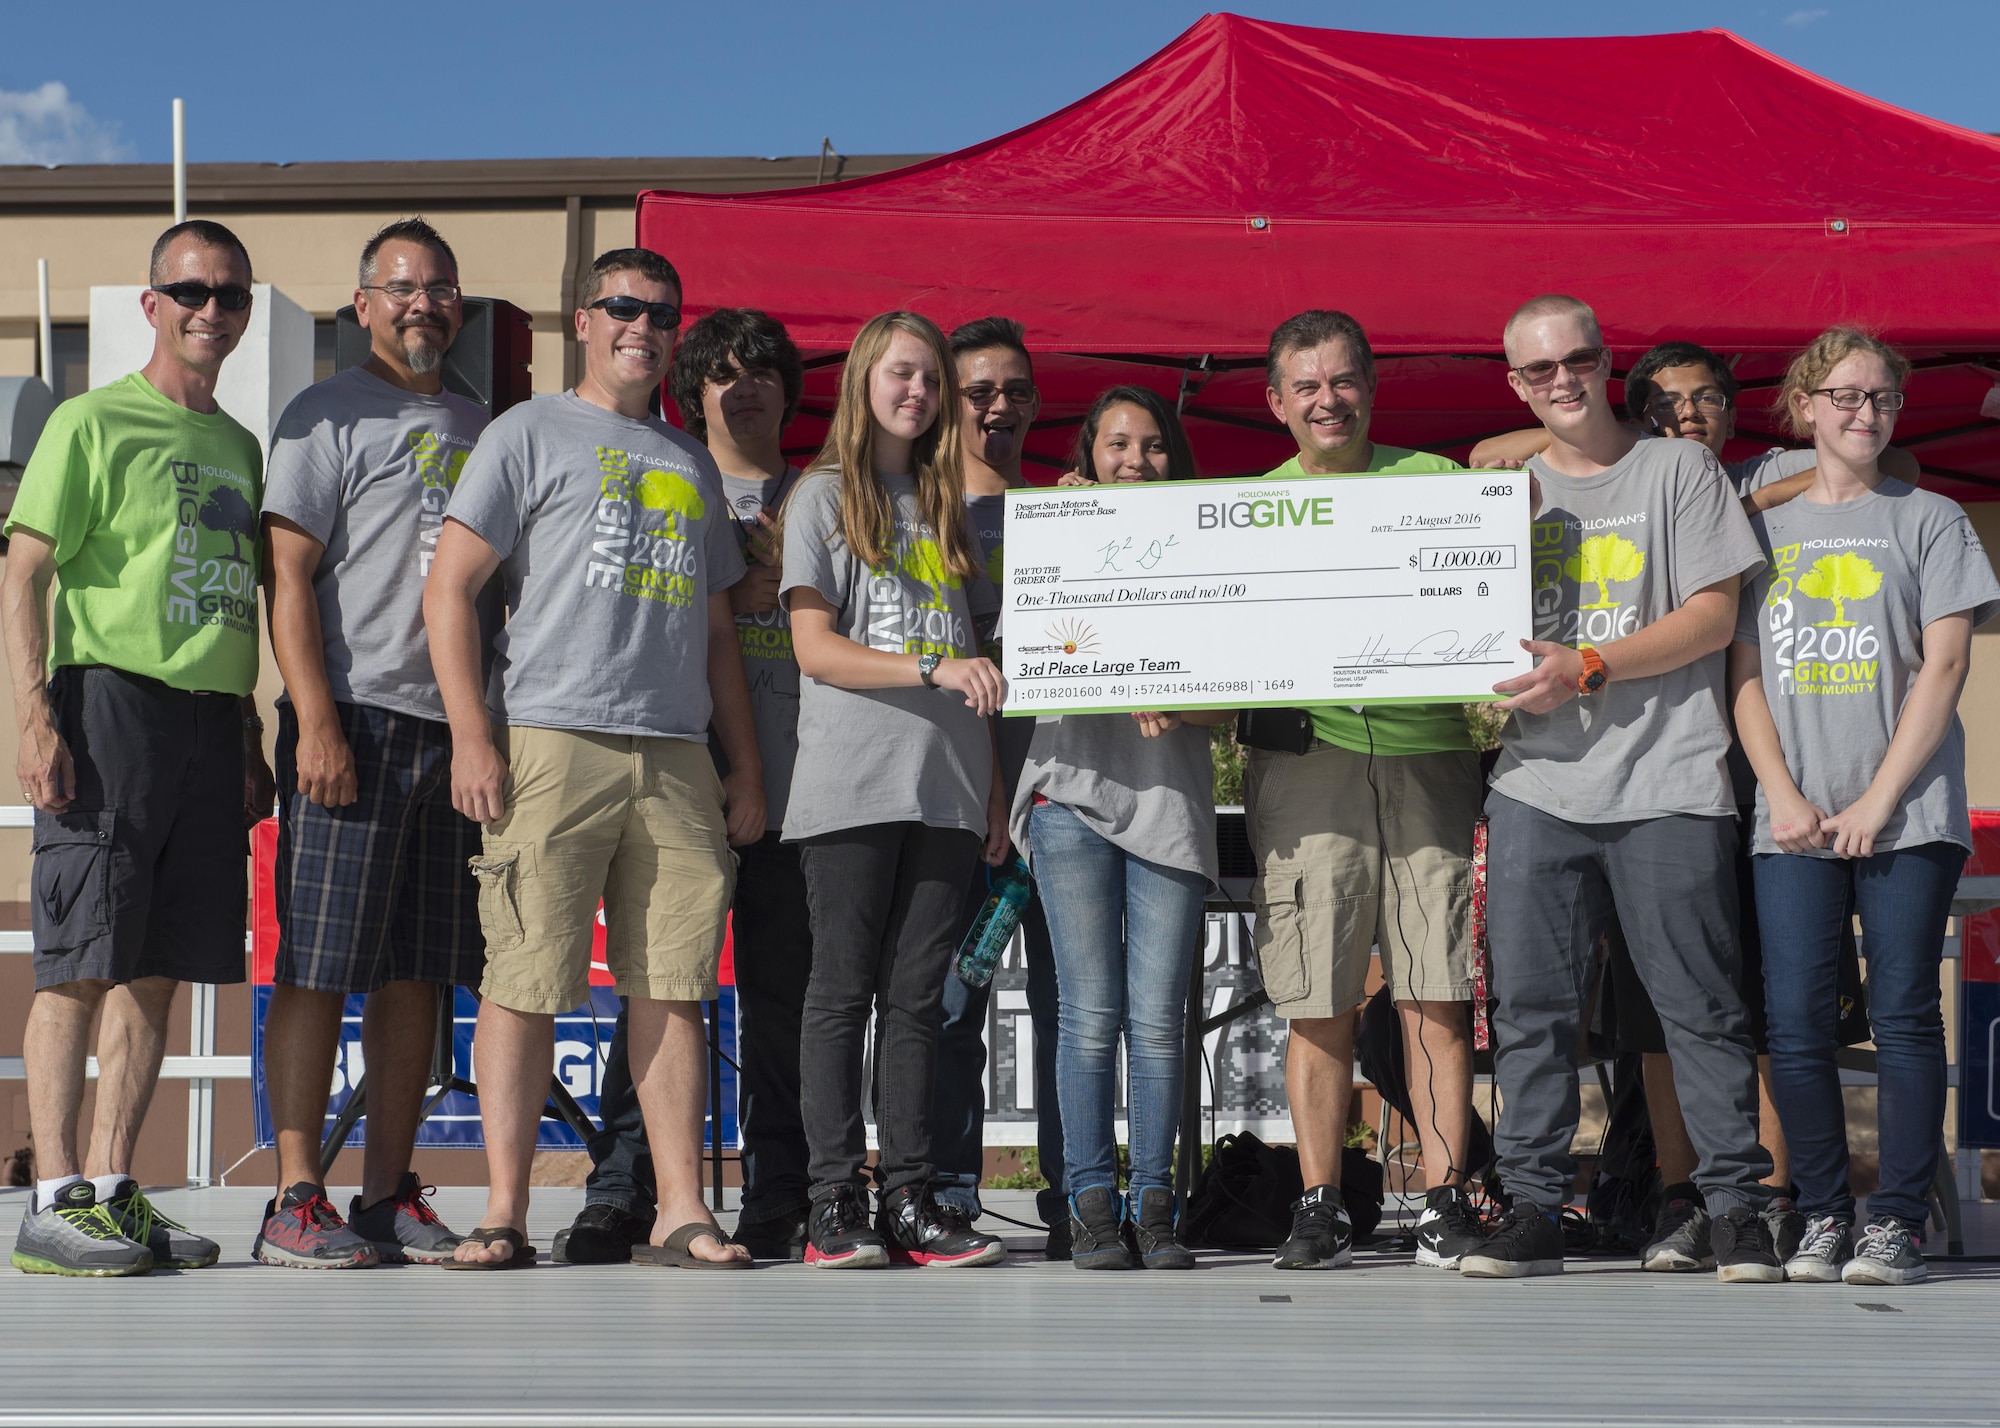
[
  {"left": 263, "top": 366, "right": 489, "bottom": 721},
  {"left": 966, "top": 489, "right": 1036, "bottom": 803},
  {"left": 1010, "top": 715, "right": 1218, "bottom": 885},
  {"left": 1737, "top": 479, "right": 2000, "bottom": 856},
  {"left": 1724, "top": 445, "right": 1820, "bottom": 804},
  {"left": 779, "top": 468, "right": 998, "bottom": 840},
  {"left": 1490, "top": 438, "right": 1765, "bottom": 820},
  {"left": 720, "top": 466, "right": 802, "bottom": 830},
  {"left": 445, "top": 392, "right": 745, "bottom": 739}
]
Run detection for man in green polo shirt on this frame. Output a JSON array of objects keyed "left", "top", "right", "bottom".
[
  {"left": 4, "top": 220, "right": 276, "bottom": 1277},
  {"left": 1246, "top": 309, "right": 1484, "bottom": 1273}
]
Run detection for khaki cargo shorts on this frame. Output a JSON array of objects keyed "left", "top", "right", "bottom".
[
  {"left": 1243, "top": 742, "right": 1480, "bottom": 1018},
  {"left": 471, "top": 725, "right": 735, "bottom": 1015}
]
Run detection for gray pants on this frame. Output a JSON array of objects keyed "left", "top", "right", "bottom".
[{"left": 1484, "top": 791, "right": 1771, "bottom": 1215}]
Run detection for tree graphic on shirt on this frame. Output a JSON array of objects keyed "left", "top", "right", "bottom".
[
  {"left": 1566, "top": 533, "right": 1645, "bottom": 609},
  {"left": 897, "top": 536, "right": 962, "bottom": 599},
  {"left": 1797, "top": 552, "right": 1882, "bottom": 627},
  {"left": 634, "top": 469, "right": 705, "bottom": 538},
  {"left": 198, "top": 486, "right": 256, "bottom": 564}
]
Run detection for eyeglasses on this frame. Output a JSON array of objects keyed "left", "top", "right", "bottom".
[
  {"left": 360, "top": 282, "right": 462, "bottom": 306},
  {"left": 1511, "top": 347, "right": 1608, "bottom": 385},
  {"left": 588, "top": 296, "right": 681, "bottom": 329},
  {"left": 1812, "top": 387, "right": 1906, "bottom": 413},
  {"left": 1646, "top": 392, "right": 1731, "bottom": 416},
  {"left": 150, "top": 282, "right": 252, "bottom": 312},
  {"left": 963, "top": 382, "right": 1037, "bottom": 409}
]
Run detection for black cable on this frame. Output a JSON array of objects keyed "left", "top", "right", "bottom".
[{"left": 1361, "top": 708, "right": 1470, "bottom": 1195}]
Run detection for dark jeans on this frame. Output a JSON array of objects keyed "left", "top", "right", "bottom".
[
  {"left": 582, "top": 832, "right": 814, "bottom": 1220},
  {"left": 799, "top": 823, "right": 983, "bottom": 1199},
  {"left": 1755, "top": 842, "right": 1964, "bottom": 1226},
  {"left": 931, "top": 875, "right": 1064, "bottom": 1223}
]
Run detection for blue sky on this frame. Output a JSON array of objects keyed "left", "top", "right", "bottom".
[{"left": 2, "top": 1, "right": 1992, "bottom": 165}]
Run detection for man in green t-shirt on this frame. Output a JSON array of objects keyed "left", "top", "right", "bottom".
[
  {"left": 1243, "top": 310, "right": 1485, "bottom": 1273},
  {"left": 3, "top": 220, "right": 276, "bottom": 1278}
]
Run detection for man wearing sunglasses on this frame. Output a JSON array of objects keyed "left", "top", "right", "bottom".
[
  {"left": 5, "top": 220, "right": 274, "bottom": 1277},
  {"left": 927, "top": 316, "right": 1068, "bottom": 1252},
  {"left": 1463, "top": 295, "right": 1779, "bottom": 1283},
  {"left": 251, "top": 218, "right": 490, "bottom": 1269},
  {"left": 425, "top": 248, "right": 762, "bottom": 1267}
]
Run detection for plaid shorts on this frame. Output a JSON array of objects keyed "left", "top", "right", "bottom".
[{"left": 273, "top": 700, "right": 484, "bottom": 994}]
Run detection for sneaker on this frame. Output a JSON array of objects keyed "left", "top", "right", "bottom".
[
  {"left": 1459, "top": 1204, "right": 1566, "bottom": 1279},
  {"left": 1044, "top": 1211, "right": 1073, "bottom": 1262},
  {"left": 805, "top": 1185, "right": 889, "bottom": 1269},
  {"left": 252, "top": 1183, "right": 379, "bottom": 1269},
  {"left": 1414, "top": 1185, "right": 1486, "bottom": 1270},
  {"left": 1842, "top": 1216, "right": 1927, "bottom": 1287},
  {"left": 552, "top": 1203, "right": 650, "bottom": 1264},
  {"left": 1640, "top": 1183, "right": 1714, "bottom": 1272},
  {"left": 1066, "top": 1185, "right": 1134, "bottom": 1270},
  {"left": 733, "top": 1205, "right": 810, "bottom": 1262},
  {"left": 1584, "top": 1172, "right": 1648, "bottom": 1256},
  {"left": 349, "top": 1173, "right": 461, "bottom": 1265},
  {"left": 1785, "top": 1214, "right": 1854, "bottom": 1282},
  {"left": 100, "top": 1178, "right": 219, "bottom": 1269},
  {"left": 1272, "top": 1185, "right": 1353, "bottom": 1270},
  {"left": 11, "top": 1182, "right": 154, "bottom": 1277},
  {"left": 878, "top": 1184, "right": 1006, "bottom": 1267},
  {"left": 1711, "top": 1208, "right": 1783, "bottom": 1283},
  {"left": 1126, "top": 1186, "right": 1194, "bottom": 1270},
  {"left": 1762, "top": 1195, "right": 1806, "bottom": 1264}
]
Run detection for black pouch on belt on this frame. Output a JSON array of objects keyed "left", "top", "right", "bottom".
[{"left": 1235, "top": 707, "right": 1315, "bottom": 756}]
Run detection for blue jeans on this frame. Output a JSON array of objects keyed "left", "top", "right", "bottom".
[
  {"left": 931, "top": 889, "right": 1064, "bottom": 1223},
  {"left": 1755, "top": 842, "right": 1964, "bottom": 1225},
  {"left": 1030, "top": 800, "right": 1208, "bottom": 1197}
]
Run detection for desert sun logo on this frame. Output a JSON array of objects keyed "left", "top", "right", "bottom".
[{"left": 1048, "top": 618, "right": 1098, "bottom": 655}]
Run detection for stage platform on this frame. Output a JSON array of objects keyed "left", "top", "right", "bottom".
[{"left": 3, "top": 1186, "right": 1997, "bottom": 1427}]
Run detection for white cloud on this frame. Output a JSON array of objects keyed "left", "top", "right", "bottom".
[
  {"left": 1783, "top": 8, "right": 1830, "bottom": 26},
  {"left": 0, "top": 82, "right": 133, "bottom": 165}
]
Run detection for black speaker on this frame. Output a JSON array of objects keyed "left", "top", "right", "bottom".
[{"left": 334, "top": 297, "right": 534, "bottom": 418}]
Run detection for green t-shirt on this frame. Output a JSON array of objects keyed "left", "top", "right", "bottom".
[
  {"left": 1264, "top": 446, "right": 1474, "bottom": 757},
  {"left": 6, "top": 373, "right": 264, "bottom": 695}
]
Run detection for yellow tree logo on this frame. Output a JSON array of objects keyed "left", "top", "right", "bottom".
[
  {"left": 897, "top": 537, "right": 963, "bottom": 594},
  {"left": 635, "top": 469, "right": 706, "bottom": 538},
  {"left": 1566, "top": 533, "right": 1645, "bottom": 609},
  {"left": 1797, "top": 552, "right": 1882, "bottom": 627}
]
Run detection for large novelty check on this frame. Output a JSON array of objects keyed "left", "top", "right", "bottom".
[{"left": 1002, "top": 471, "right": 1535, "bottom": 715}]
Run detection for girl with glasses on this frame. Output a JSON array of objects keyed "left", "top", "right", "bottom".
[{"left": 1730, "top": 328, "right": 2000, "bottom": 1286}]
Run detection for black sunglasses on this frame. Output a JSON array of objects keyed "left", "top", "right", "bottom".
[
  {"left": 150, "top": 282, "right": 252, "bottom": 312},
  {"left": 588, "top": 296, "right": 681, "bottom": 329}
]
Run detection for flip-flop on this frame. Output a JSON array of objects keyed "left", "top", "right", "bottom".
[
  {"left": 440, "top": 1226, "right": 536, "bottom": 1270},
  {"left": 630, "top": 1222, "right": 753, "bottom": 1269}
]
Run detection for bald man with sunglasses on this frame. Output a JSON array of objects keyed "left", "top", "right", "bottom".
[
  {"left": 5, "top": 220, "right": 275, "bottom": 1278},
  {"left": 1461, "top": 295, "right": 1778, "bottom": 1284}
]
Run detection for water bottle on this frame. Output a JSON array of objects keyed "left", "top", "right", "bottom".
[{"left": 954, "top": 856, "right": 1032, "bottom": 988}]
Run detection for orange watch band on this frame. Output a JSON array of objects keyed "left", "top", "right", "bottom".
[{"left": 1578, "top": 645, "right": 1609, "bottom": 693}]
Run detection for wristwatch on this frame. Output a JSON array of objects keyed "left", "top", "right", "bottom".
[
  {"left": 917, "top": 652, "right": 943, "bottom": 689},
  {"left": 1577, "top": 646, "right": 1609, "bottom": 695}
]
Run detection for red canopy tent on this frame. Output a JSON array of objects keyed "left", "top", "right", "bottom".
[{"left": 637, "top": 14, "right": 2000, "bottom": 499}]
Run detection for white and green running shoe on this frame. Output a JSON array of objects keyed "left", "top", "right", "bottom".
[
  {"left": 12, "top": 1182, "right": 155, "bottom": 1277},
  {"left": 102, "top": 1178, "right": 221, "bottom": 1269}
]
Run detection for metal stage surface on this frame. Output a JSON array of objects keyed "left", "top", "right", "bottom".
[{"left": 3, "top": 1187, "right": 1998, "bottom": 1428}]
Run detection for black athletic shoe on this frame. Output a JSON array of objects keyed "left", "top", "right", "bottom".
[
  {"left": 1272, "top": 1185, "right": 1353, "bottom": 1270},
  {"left": 1640, "top": 1182, "right": 1714, "bottom": 1272},
  {"left": 1584, "top": 1172, "right": 1649, "bottom": 1256},
  {"left": 877, "top": 1184, "right": 1006, "bottom": 1267},
  {"left": 1414, "top": 1185, "right": 1486, "bottom": 1270},
  {"left": 1711, "top": 1208, "right": 1783, "bottom": 1283},
  {"left": 733, "top": 1206, "right": 810, "bottom": 1262},
  {"left": 1126, "top": 1186, "right": 1194, "bottom": 1270},
  {"left": 1459, "top": 1204, "right": 1565, "bottom": 1279},
  {"left": 552, "top": 1203, "right": 650, "bottom": 1265},
  {"left": 806, "top": 1185, "right": 890, "bottom": 1269},
  {"left": 1043, "top": 1211, "right": 1073, "bottom": 1262},
  {"left": 1762, "top": 1194, "right": 1806, "bottom": 1264},
  {"left": 1067, "top": 1185, "right": 1134, "bottom": 1270}
]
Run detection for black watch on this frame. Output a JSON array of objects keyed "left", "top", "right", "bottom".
[{"left": 917, "top": 652, "right": 943, "bottom": 688}]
